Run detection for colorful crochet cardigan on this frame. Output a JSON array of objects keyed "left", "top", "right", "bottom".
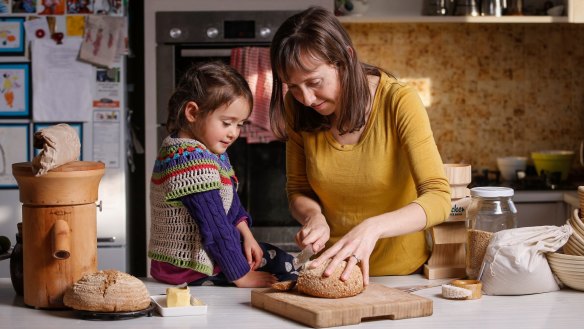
[{"left": 148, "top": 136, "right": 239, "bottom": 276}]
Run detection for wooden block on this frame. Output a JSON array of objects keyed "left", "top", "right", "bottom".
[
  {"left": 251, "top": 283, "right": 432, "bottom": 328},
  {"left": 423, "top": 264, "right": 466, "bottom": 280}
]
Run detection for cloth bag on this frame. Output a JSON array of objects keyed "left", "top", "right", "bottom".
[
  {"left": 31, "top": 123, "right": 81, "bottom": 176},
  {"left": 480, "top": 224, "right": 572, "bottom": 295}
]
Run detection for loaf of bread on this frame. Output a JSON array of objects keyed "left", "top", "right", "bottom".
[
  {"left": 297, "top": 260, "right": 364, "bottom": 298},
  {"left": 63, "top": 270, "right": 151, "bottom": 312}
]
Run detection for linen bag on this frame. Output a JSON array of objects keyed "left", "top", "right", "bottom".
[
  {"left": 31, "top": 123, "right": 81, "bottom": 176},
  {"left": 480, "top": 224, "right": 572, "bottom": 295}
]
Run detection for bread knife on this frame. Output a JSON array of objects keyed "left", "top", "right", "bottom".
[{"left": 293, "top": 245, "right": 314, "bottom": 271}]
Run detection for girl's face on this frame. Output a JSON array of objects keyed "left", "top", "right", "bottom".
[
  {"left": 186, "top": 96, "right": 250, "bottom": 155},
  {"left": 283, "top": 56, "right": 340, "bottom": 117}
]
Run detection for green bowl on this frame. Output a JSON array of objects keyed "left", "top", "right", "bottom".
[{"left": 531, "top": 150, "right": 575, "bottom": 181}]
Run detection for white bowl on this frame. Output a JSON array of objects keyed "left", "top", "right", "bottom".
[
  {"left": 497, "top": 156, "right": 527, "bottom": 181},
  {"left": 547, "top": 5, "right": 564, "bottom": 17}
]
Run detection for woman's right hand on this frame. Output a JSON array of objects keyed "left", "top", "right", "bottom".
[
  {"left": 295, "top": 213, "right": 330, "bottom": 253},
  {"left": 233, "top": 270, "right": 277, "bottom": 288}
]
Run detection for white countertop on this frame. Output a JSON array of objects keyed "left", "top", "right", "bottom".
[{"left": 1, "top": 275, "right": 583, "bottom": 329}]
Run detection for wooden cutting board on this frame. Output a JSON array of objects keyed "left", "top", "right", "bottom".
[{"left": 251, "top": 283, "right": 432, "bottom": 328}]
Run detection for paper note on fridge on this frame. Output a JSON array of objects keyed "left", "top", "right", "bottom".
[{"left": 32, "top": 38, "right": 92, "bottom": 122}]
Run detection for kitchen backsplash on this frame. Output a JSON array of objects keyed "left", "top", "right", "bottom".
[{"left": 344, "top": 23, "right": 584, "bottom": 172}]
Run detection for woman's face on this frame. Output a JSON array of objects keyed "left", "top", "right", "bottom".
[{"left": 283, "top": 56, "right": 340, "bottom": 117}]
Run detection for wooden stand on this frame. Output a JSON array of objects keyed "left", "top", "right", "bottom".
[
  {"left": 424, "top": 164, "right": 471, "bottom": 279},
  {"left": 12, "top": 161, "right": 104, "bottom": 309}
]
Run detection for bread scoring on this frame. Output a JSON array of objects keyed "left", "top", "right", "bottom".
[
  {"left": 297, "top": 260, "right": 364, "bottom": 298},
  {"left": 63, "top": 270, "right": 151, "bottom": 312}
]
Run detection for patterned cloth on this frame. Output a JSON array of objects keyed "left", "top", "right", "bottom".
[
  {"left": 188, "top": 242, "right": 298, "bottom": 286},
  {"left": 230, "top": 47, "right": 278, "bottom": 143}
]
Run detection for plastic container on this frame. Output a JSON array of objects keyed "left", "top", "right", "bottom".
[{"left": 465, "top": 187, "right": 517, "bottom": 279}]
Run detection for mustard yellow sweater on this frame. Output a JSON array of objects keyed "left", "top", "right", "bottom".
[{"left": 285, "top": 72, "right": 451, "bottom": 275}]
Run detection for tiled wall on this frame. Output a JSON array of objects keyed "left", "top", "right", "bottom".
[{"left": 344, "top": 23, "right": 584, "bottom": 172}]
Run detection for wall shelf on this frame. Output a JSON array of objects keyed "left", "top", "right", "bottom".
[
  {"left": 338, "top": 15, "right": 569, "bottom": 24},
  {"left": 335, "top": 0, "right": 578, "bottom": 24}
]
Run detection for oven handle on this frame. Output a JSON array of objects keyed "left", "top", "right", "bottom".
[{"left": 181, "top": 49, "right": 233, "bottom": 57}]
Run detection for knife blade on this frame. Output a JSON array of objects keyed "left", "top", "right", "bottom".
[{"left": 293, "top": 245, "right": 315, "bottom": 271}]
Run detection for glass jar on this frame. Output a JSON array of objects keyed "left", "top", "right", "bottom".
[{"left": 465, "top": 187, "right": 517, "bottom": 279}]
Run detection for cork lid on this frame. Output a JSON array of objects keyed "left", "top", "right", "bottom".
[
  {"left": 12, "top": 161, "right": 105, "bottom": 205},
  {"left": 12, "top": 161, "right": 105, "bottom": 174}
]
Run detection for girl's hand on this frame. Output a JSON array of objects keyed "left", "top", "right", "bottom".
[
  {"left": 242, "top": 236, "right": 263, "bottom": 270},
  {"left": 233, "top": 270, "right": 277, "bottom": 288},
  {"left": 236, "top": 220, "right": 263, "bottom": 270},
  {"left": 295, "top": 213, "right": 330, "bottom": 254},
  {"left": 308, "top": 219, "right": 379, "bottom": 286}
]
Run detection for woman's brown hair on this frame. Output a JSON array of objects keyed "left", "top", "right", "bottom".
[{"left": 269, "top": 6, "right": 379, "bottom": 140}]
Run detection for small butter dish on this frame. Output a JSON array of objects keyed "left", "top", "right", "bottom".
[{"left": 151, "top": 295, "right": 207, "bottom": 317}]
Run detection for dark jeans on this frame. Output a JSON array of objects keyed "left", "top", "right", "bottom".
[{"left": 188, "top": 242, "right": 298, "bottom": 286}]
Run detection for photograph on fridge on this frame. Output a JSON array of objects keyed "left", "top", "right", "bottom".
[
  {"left": 0, "top": 0, "right": 8, "bottom": 13},
  {"left": 0, "top": 123, "right": 30, "bottom": 188},
  {"left": 0, "top": 17, "right": 26, "bottom": 56},
  {"left": 33, "top": 122, "right": 83, "bottom": 159},
  {"left": 0, "top": 63, "right": 30, "bottom": 118},
  {"left": 38, "top": 0, "right": 66, "bottom": 15},
  {"left": 12, "top": 0, "right": 38, "bottom": 14}
]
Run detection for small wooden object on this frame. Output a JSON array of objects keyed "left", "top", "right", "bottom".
[
  {"left": 251, "top": 283, "right": 432, "bottom": 328},
  {"left": 424, "top": 164, "right": 472, "bottom": 279},
  {"left": 451, "top": 279, "right": 483, "bottom": 300},
  {"left": 12, "top": 161, "right": 105, "bottom": 309}
]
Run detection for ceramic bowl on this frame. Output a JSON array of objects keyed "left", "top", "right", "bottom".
[
  {"left": 531, "top": 150, "right": 574, "bottom": 181},
  {"left": 547, "top": 5, "right": 564, "bottom": 17},
  {"left": 497, "top": 156, "right": 527, "bottom": 181}
]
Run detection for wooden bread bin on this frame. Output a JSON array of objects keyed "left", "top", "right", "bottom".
[{"left": 12, "top": 161, "right": 105, "bottom": 309}]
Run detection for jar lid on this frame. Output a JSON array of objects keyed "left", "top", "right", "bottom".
[{"left": 470, "top": 186, "right": 514, "bottom": 198}]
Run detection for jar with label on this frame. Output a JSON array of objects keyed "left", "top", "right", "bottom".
[{"left": 465, "top": 186, "right": 517, "bottom": 279}]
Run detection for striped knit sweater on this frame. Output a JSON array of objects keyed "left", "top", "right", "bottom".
[{"left": 148, "top": 136, "right": 239, "bottom": 276}]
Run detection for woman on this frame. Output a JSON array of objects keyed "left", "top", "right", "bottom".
[{"left": 269, "top": 6, "right": 451, "bottom": 285}]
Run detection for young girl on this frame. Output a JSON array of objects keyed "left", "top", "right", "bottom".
[{"left": 148, "top": 62, "right": 297, "bottom": 288}]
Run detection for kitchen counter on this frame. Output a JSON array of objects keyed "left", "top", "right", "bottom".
[{"left": 1, "top": 275, "right": 583, "bottom": 329}]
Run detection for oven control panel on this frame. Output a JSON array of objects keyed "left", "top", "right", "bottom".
[{"left": 156, "top": 11, "right": 298, "bottom": 44}]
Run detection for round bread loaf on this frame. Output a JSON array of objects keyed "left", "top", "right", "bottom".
[
  {"left": 297, "top": 260, "right": 364, "bottom": 298},
  {"left": 63, "top": 270, "right": 151, "bottom": 312}
]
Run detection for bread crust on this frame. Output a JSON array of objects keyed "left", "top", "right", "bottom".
[
  {"left": 297, "top": 260, "right": 364, "bottom": 298},
  {"left": 63, "top": 270, "right": 151, "bottom": 312}
]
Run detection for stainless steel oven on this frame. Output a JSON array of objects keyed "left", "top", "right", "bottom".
[{"left": 155, "top": 11, "right": 300, "bottom": 250}]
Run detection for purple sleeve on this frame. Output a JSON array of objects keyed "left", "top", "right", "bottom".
[
  {"left": 227, "top": 184, "right": 252, "bottom": 227},
  {"left": 181, "top": 190, "right": 250, "bottom": 282}
]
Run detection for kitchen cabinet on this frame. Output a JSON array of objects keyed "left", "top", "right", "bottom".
[
  {"left": 338, "top": 0, "right": 581, "bottom": 23},
  {"left": 515, "top": 202, "right": 567, "bottom": 227},
  {"left": 513, "top": 190, "right": 579, "bottom": 227}
]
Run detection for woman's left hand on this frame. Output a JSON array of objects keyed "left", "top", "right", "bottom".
[{"left": 308, "top": 219, "right": 379, "bottom": 285}]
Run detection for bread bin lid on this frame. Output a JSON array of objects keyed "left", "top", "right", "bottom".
[{"left": 12, "top": 161, "right": 105, "bottom": 205}]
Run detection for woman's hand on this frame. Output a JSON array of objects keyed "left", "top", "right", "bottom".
[
  {"left": 233, "top": 270, "right": 277, "bottom": 288},
  {"left": 308, "top": 218, "right": 379, "bottom": 286},
  {"left": 295, "top": 213, "right": 330, "bottom": 254}
]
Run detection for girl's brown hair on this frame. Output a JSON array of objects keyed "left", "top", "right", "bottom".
[
  {"left": 269, "top": 6, "right": 380, "bottom": 140},
  {"left": 166, "top": 61, "right": 253, "bottom": 135}
]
